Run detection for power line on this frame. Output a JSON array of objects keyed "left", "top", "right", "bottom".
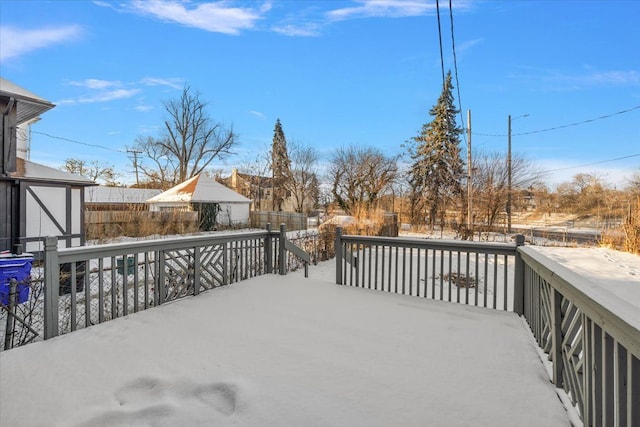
[
  {"left": 32, "top": 131, "right": 127, "bottom": 153},
  {"left": 473, "top": 105, "right": 640, "bottom": 137},
  {"left": 541, "top": 153, "right": 640, "bottom": 174},
  {"left": 448, "top": 0, "right": 466, "bottom": 142},
  {"left": 435, "top": 0, "right": 445, "bottom": 88}
]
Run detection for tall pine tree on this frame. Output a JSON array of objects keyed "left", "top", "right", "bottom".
[
  {"left": 271, "top": 118, "right": 291, "bottom": 211},
  {"left": 407, "top": 71, "right": 464, "bottom": 229}
]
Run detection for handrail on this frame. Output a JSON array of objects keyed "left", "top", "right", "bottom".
[
  {"left": 56, "top": 230, "right": 273, "bottom": 263},
  {"left": 519, "top": 246, "right": 640, "bottom": 359},
  {"left": 339, "top": 234, "right": 518, "bottom": 255},
  {"left": 39, "top": 224, "right": 310, "bottom": 343},
  {"left": 335, "top": 227, "right": 525, "bottom": 312}
]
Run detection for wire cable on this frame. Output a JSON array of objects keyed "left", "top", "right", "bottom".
[
  {"left": 473, "top": 105, "right": 640, "bottom": 137},
  {"left": 435, "top": 0, "right": 445, "bottom": 88},
  {"left": 448, "top": 0, "right": 466, "bottom": 142},
  {"left": 32, "top": 131, "right": 127, "bottom": 153},
  {"left": 540, "top": 153, "right": 640, "bottom": 174}
]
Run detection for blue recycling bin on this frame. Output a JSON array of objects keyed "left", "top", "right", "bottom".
[{"left": 0, "top": 254, "right": 34, "bottom": 305}]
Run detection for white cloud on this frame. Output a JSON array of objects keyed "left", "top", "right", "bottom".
[
  {"left": 57, "top": 88, "right": 141, "bottom": 105},
  {"left": 272, "top": 23, "right": 321, "bottom": 37},
  {"left": 571, "top": 70, "right": 640, "bottom": 86},
  {"left": 135, "top": 104, "right": 155, "bottom": 112},
  {"left": 326, "top": 0, "right": 474, "bottom": 21},
  {"left": 249, "top": 110, "right": 266, "bottom": 120},
  {"left": 538, "top": 158, "right": 640, "bottom": 188},
  {"left": 140, "top": 77, "right": 184, "bottom": 90},
  {"left": 58, "top": 76, "right": 182, "bottom": 106},
  {"left": 127, "top": 0, "right": 269, "bottom": 34},
  {"left": 327, "top": 0, "right": 435, "bottom": 21},
  {"left": 69, "top": 79, "right": 122, "bottom": 89},
  {"left": 0, "top": 25, "right": 83, "bottom": 61},
  {"left": 513, "top": 68, "right": 640, "bottom": 92},
  {"left": 457, "top": 38, "right": 483, "bottom": 54}
]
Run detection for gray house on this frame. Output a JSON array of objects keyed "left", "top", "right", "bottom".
[{"left": 1, "top": 78, "right": 94, "bottom": 255}]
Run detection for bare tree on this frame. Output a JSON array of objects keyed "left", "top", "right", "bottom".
[
  {"left": 134, "top": 85, "right": 236, "bottom": 188},
  {"left": 62, "top": 158, "right": 120, "bottom": 186},
  {"left": 132, "top": 136, "right": 174, "bottom": 189},
  {"left": 471, "top": 151, "right": 540, "bottom": 228},
  {"left": 329, "top": 145, "right": 398, "bottom": 218},
  {"left": 555, "top": 173, "right": 606, "bottom": 215},
  {"left": 625, "top": 171, "right": 640, "bottom": 198},
  {"left": 237, "top": 150, "right": 271, "bottom": 211},
  {"left": 283, "top": 140, "right": 319, "bottom": 213}
]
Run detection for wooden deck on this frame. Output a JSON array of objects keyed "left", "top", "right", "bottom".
[{"left": 0, "top": 266, "right": 571, "bottom": 427}]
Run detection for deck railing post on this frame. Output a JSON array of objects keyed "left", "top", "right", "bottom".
[
  {"left": 335, "top": 226, "right": 343, "bottom": 285},
  {"left": 265, "top": 223, "right": 272, "bottom": 274},
  {"left": 193, "top": 246, "right": 201, "bottom": 296},
  {"left": 44, "top": 236, "right": 60, "bottom": 339},
  {"left": 513, "top": 234, "right": 525, "bottom": 315},
  {"left": 222, "top": 243, "right": 229, "bottom": 285},
  {"left": 279, "top": 223, "right": 287, "bottom": 275},
  {"left": 4, "top": 279, "right": 17, "bottom": 350},
  {"left": 158, "top": 250, "right": 166, "bottom": 304},
  {"left": 551, "top": 288, "right": 564, "bottom": 388}
]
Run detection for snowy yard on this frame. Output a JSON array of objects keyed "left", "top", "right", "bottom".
[{"left": 0, "top": 260, "right": 571, "bottom": 427}]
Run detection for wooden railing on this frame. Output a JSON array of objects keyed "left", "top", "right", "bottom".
[
  {"left": 520, "top": 247, "right": 639, "bottom": 427},
  {"left": 40, "top": 224, "right": 310, "bottom": 340},
  {"left": 0, "top": 225, "right": 310, "bottom": 349},
  {"left": 335, "top": 227, "right": 639, "bottom": 426},
  {"left": 335, "top": 227, "right": 525, "bottom": 312}
]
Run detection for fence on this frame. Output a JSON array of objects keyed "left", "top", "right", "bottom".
[
  {"left": 86, "top": 210, "right": 199, "bottom": 238},
  {"left": 335, "top": 227, "right": 524, "bottom": 311},
  {"left": 250, "top": 211, "right": 307, "bottom": 231},
  {"left": 335, "top": 227, "right": 639, "bottom": 426},
  {"left": 1, "top": 224, "right": 309, "bottom": 350}
]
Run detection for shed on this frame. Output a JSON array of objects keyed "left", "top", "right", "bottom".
[
  {"left": 1, "top": 78, "right": 95, "bottom": 254},
  {"left": 147, "top": 175, "right": 251, "bottom": 228}
]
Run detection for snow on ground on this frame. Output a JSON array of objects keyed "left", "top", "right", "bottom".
[{"left": 0, "top": 261, "right": 571, "bottom": 427}]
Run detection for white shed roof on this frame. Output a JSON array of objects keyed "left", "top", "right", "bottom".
[{"left": 147, "top": 175, "right": 251, "bottom": 204}]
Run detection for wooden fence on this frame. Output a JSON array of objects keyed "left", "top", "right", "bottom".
[
  {"left": 250, "top": 211, "right": 307, "bottom": 231},
  {"left": 85, "top": 210, "right": 199, "bottom": 238}
]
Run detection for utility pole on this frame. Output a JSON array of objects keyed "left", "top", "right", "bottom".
[
  {"left": 127, "top": 149, "right": 142, "bottom": 186},
  {"left": 507, "top": 113, "right": 529, "bottom": 234},
  {"left": 507, "top": 114, "right": 512, "bottom": 233},
  {"left": 467, "top": 109, "right": 472, "bottom": 233}
]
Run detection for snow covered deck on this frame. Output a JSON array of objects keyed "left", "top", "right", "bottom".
[{"left": 0, "top": 262, "right": 571, "bottom": 426}]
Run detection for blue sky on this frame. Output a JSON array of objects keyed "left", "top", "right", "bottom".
[{"left": 1, "top": 0, "right": 639, "bottom": 188}]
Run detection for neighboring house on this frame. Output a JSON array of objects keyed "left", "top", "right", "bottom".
[
  {"left": 220, "top": 168, "right": 273, "bottom": 211},
  {"left": 85, "top": 186, "right": 161, "bottom": 211},
  {"left": 147, "top": 174, "right": 251, "bottom": 227},
  {"left": 221, "top": 168, "right": 316, "bottom": 213},
  {"left": 1, "top": 78, "right": 95, "bottom": 254}
]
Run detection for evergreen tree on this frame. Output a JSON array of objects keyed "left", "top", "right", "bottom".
[
  {"left": 271, "top": 118, "right": 291, "bottom": 211},
  {"left": 407, "top": 71, "right": 464, "bottom": 229}
]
